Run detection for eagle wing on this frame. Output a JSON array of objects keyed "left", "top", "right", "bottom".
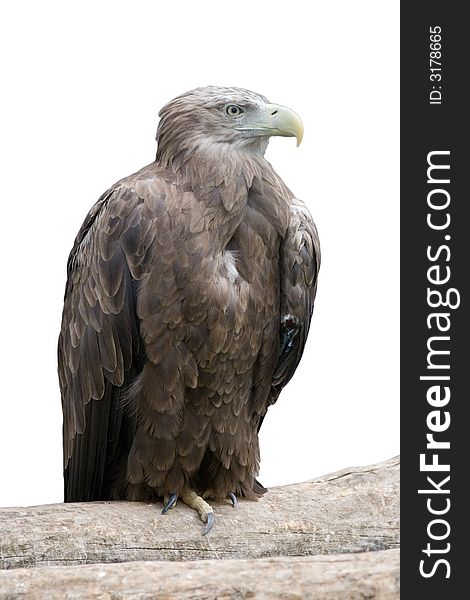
[
  {"left": 270, "top": 197, "right": 320, "bottom": 405},
  {"left": 58, "top": 183, "right": 152, "bottom": 501}
]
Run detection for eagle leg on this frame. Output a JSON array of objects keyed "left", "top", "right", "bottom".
[
  {"left": 161, "top": 493, "right": 178, "bottom": 514},
  {"left": 228, "top": 492, "right": 237, "bottom": 508},
  {"left": 181, "top": 488, "right": 215, "bottom": 535}
]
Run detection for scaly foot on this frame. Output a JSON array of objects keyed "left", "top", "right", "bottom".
[{"left": 181, "top": 488, "right": 215, "bottom": 535}]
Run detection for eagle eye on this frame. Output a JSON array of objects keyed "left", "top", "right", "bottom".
[{"left": 226, "top": 104, "right": 243, "bottom": 117}]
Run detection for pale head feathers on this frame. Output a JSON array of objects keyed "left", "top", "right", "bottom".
[{"left": 155, "top": 86, "right": 271, "bottom": 170}]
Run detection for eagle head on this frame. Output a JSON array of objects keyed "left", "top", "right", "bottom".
[{"left": 155, "top": 86, "right": 303, "bottom": 167}]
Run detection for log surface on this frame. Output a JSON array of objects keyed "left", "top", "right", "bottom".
[
  {"left": 0, "top": 549, "right": 400, "bottom": 600},
  {"left": 0, "top": 457, "right": 399, "bottom": 570}
]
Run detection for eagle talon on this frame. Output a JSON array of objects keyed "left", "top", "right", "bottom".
[
  {"left": 202, "top": 511, "right": 215, "bottom": 535},
  {"left": 161, "top": 493, "right": 178, "bottom": 514},
  {"left": 181, "top": 488, "right": 215, "bottom": 535},
  {"left": 228, "top": 492, "right": 237, "bottom": 508}
]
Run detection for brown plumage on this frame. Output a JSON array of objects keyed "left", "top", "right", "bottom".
[{"left": 59, "top": 86, "right": 320, "bottom": 520}]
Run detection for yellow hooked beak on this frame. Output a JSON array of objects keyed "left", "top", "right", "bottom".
[
  {"left": 262, "top": 103, "right": 304, "bottom": 146},
  {"left": 235, "top": 103, "right": 304, "bottom": 146}
]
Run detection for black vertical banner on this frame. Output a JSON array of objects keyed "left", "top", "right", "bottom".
[{"left": 401, "top": 2, "right": 468, "bottom": 597}]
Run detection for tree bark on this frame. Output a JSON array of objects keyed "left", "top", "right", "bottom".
[
  {"left": 0, "top": 457, "right": 399, "bottom": 570},
  {"left": 0, "top": 549, "right": 400, "bottom": 600}
]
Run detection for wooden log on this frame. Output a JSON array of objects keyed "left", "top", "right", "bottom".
[
  {"left": 0, "top": 549, "right": 400, "bottom": 599},
  {"left": 0, "top": 457, "right": 399, "bottom": 570}
]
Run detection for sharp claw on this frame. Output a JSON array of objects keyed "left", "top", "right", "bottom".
[
  {"left": 161, "top": 493, "right": 178, "bottom": 514},
  {"left": 202, "top": 511, "right": 215, "bottom": 535},
  {"left": 228, "top": 492, "right": 237, "bottom": 508}
]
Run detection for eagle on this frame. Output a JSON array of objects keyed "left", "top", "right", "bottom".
[{"left": 58, "top": 86, "right": 320, "bottom": 534}]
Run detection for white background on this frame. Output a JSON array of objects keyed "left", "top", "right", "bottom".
[{"left": 0, "top": 1, "right": 399, "bottom": 507}]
